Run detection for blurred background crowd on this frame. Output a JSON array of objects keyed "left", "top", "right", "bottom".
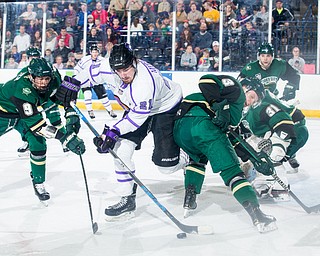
[{"left": 0, "top": 0, "right": 318, "bottom": 73}]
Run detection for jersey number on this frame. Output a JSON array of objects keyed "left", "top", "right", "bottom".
[{"left": 22, "top": 102, "right": 34, "bottom": 116}]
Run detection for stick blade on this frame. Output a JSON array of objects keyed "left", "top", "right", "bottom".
[
  {"left": 308, "top": 204, "right": 320, "bottom": 214},
  {"left": 92, "top": 222, "right": 98, "bottom": 234}
]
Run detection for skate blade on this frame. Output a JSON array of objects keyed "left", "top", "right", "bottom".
[
  {"left": 184, "top": 208, "right": 196, "bottom": 219},
  {"left": 287, "top": 168, "right": 298, "bottom": 174},
  {"left": 256, "top": 221, "right": 278, "bottom": 233},
  {"left": 105, "top": 211, "right": 135, "bottom": 222},
  {"left": 18, "top": 151, "right": 30, "bottom": 157},
  {"left": 39, "top": 200, "right": 49, "bottom": 207}
]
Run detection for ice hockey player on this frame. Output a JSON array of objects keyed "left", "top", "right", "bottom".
[
  {"left": 237, "top": 77, "right": 308, "bottom": 200},
  {"left": 238, "top": 42, "right": 300, "bottom": 102},
  {"left": 73, "top": 44, "right": 117, "bottom": 119},
  {"left": 173, "top": 74, "right": 277, "bottom": 233},
  {"left": 0, "top": 57, "right": 85, "bottom": 204},
  {"left": 93, "top": 43, "right": 188, "bottom": 220}
]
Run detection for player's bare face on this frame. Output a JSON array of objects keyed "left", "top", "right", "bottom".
[
  {"left": 244, "top": 90, "right": 259, "bottom": 107},
  {"left": 91, "top": 50, "right": 99, "bottom": 60},
  {"left": 32, "top": 76, "right": 52, "bottom": 92},
  {"left": 115, "top": 66, "right": 135, "bottom": 84},
  {"left": 259, "top": 54, "right": 273, "bottom": 70}
]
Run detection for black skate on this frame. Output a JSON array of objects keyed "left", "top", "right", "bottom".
[
  {"left": 107, "top": 110, "right": 117, "bottom": 118},
  {"left": 183, "top": 185, "right": 197, "bottom": 218},
  {"left": 105, "top": 194, "right": 136, "bottom": 221},
  {"left": 88, "top": 110, "right": 95, "bottom": 119},
  {"left": 30, "top": 173, "right": 50, "bottom": 206},
  {"left": 243, "top": 201, "right": 277, "bottom": 233},
  {"left": 287, "top": 157, "right": 299, "bottom": 173}
]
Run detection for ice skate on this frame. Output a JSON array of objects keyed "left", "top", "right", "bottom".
[
  {"left": 88, "top": 110, "right": 95, "bottom": 119},
  {"left": 183, "top": 185, "right": 197, "bottom": 218},
  {"left": 17, "top": 141, "right": 30, "bottom": 157},
  {"left": 287, "top": 157, "right": 299, "bottom": 174},
  {"left": 30, "top": 172, "right": 50, "bottom": 206},
  {"left": 243, "top": 201, "right": 277, "bottom": 233},
  {"left": 105, "top": 194, "right": 136, "bottom": 221},
  {"left": 107, "top": 110, "right": 117, "bottom": 118}
]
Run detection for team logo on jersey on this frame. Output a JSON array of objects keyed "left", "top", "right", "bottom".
[
  {"left": 246, "top": 66, "right": 252, "bottom": 71},
  {"left": 22, "top": 88, "right": 32, "bottom": 96}
]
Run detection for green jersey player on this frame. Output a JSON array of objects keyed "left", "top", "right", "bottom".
[
  {"left": 0, "top": 57, "right": 85, "bottom": 204},
  {"left": 173, "top": 74, "right": 277, "bottom": 233},
  {"left": 238, "top": 42, "right": 300, "bottom": 101}
]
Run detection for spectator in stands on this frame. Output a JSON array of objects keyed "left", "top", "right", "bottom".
[
  {"left": 126, "top": 0, "right": 143, "bottom": 17},
  {"left": 87, "top": 14, "right": 95, "bottom": 31},
  {"left": 44, "top": 49, "right": 54, "bottom": 64},
  {"left": 26, "top": 19, "right": 40, "bottom": 37},
  {"left": 56, "top": 27, "right": 74, "bottom": 50},
  {"left": 10, "top": 45, "right": 21, "bottom": 63},
  {"left": 12, "top": 25, "right": 31, "bottom": 53},
  {"left": 75, "top": 39, "right": 85, "bottom": 59},
  {"left": 202, "top": 1, "right": 220, "bottom": 31},
  {"left": 45, "top": 28, "right": 58, "bottom": 52},
  {"left": 36, "top": 1, "right": 51, "bottom": 24},
  {"left": 272, "top": 0, "right": 294, "bottom": 45},
  {"left": 179, "top": 27, "right": 193, "bottom": 51},
  {"left": 53, "top": 38, "right": 71, "bottom": 63},
  {"left": 63, "top": 3, "right": 77, "bottom": 29},
  {"left": 53, "top": 55, "right": 64, "bottom": 69},
  {"left": 5, "top": 55, "right": 19, "bottom": 69},
  {"left": 145, "top": 0, "right": 158, "bottom": 12},
  {"left": 64, "top": 52, "right": 77, "bottom": 69},
  {"left": 288, "top": 46, "right": 305, "bottom": 74},
  {"left": 31, "top": 30, "right": 42, "bottom": 47},
  {"left": 236, "top": 6, "right": 251, "bottom": 25},
  {"left": 4, "top": 31, "right": 13, "bottom": 57},
  {"left": 107, "top": 8, "right": 119, "bottom": 28},
  {"left": 18, "top": 3, "right": 37, "bottom": 25},
  {"left": 138, "top": 4, "right": 156, "bottom": 30},
  {"left": 173, "top": 2, "right": 188, "bottom": 33},
  {"left": 108, "top": 0, "right": 126, "bottom": 20},
  {"left": 17, "top": 51, "right": 29, "bottom": 69},
  {"left": 77, "top": 2, "right": 91, "bottom": 31},
  {"left": 197, "top": 48, "right": 211, "bottom": 71},
  {"left": 47, "top": 3, "right": 64, "bottom": 31},
  {"left": 92, "top": 1, "right": 109, "bottom": 25},
  {"left": 209, "top": 41, "right": 230, "bottom": 71},
  {"left": 105, "top": 27, "right": 118, "bottom": 45},
  {"left": 180, "top": 44, "right": 197, "bottom": 71},
  {"left": 187, "top": 2, "right": 203, "bottom": 32},
  {"left": 157, "top": 0, "right": 171, "bottom": 17},
  {"left": 104, "top": 41, "right": 114, "bottom": 58},
  {"left": 192, "top": 22, "right": 213, "bottom": 58},
  {"left": 253, "top": 5, "right": 269, "bottom": 32},
  {"left": 87, "top": 27, "right": 103, "bottom": 49},
  {"left": 223, "top": 4, "right": 236, "bottom": 28}
]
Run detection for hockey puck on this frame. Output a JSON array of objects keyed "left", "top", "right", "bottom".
[{"left": 176, "top": 232, "right": 187, "bottom": 239}]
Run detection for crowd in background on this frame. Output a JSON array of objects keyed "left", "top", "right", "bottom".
[{"left": 0, "top": 0, "right": 316, "bottom": 72}]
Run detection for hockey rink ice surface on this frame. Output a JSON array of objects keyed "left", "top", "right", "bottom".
[{"left": 0, "top": 110, "right": 319, "bottom": 256}]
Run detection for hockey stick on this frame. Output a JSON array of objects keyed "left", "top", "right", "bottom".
[
  {"left": 70, "top": 102, "right": 213, "bottom": 235},
  {"left": 79, "top": 153, "right": 99, "bottom": 234},
  {"left": 228, "top": 127, "right": 320, "bottom": 214}
]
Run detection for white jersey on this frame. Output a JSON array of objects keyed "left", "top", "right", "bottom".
[
  {"left": 73, "top": 55, "right": 115, "bottom": 88},
  {"left": 110, "top": 60, "right": 183, "bottom": 135}
]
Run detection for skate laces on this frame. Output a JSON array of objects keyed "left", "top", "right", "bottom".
[
  {"left": 112, "top": 196, "right": 129, "bottom": 209},
  {"left": 35, "top": 183, "right": 47, "bottom": 194}
]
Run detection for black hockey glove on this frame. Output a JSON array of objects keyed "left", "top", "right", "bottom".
[
  {"left": 280, "top": 83, "right": 296, "bottom": 101},
  {"left": 211, "top": 99, "right": 230, "bottom": 132},
  {"left": 60, "top": 132, "right": 85, "bottom": 155},
  {"left": 93, "top": 125, "right": 120, "bottom": 154},
  {"left": 64, "top": 107, "right": 81, "bottom": 134},
  {"left": 55, "top": 76, "right": 81, "bottom": 107}
]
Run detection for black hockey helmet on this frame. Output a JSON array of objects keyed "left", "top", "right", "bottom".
[
  {"left": 90, "top": 44, "right": 100, "bottom": 53},
  {"left": 258, "top": 42, "right": 274, "bottom": 56},
  {"left": 109, "top": 43, "right": 135, "bottom": 71},
  {"left": 241, "top": 77, "right": 265, "bottom": 100},
  {"left": 26, "top": 46, "right": 41, "bottom": 58}
]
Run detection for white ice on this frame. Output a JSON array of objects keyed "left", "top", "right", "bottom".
[{"left": 0, "top": 110, "right": 319, "bottom": 256}]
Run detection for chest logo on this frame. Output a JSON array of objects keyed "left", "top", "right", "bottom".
[{"left": 22, "top": 88, "right": 32, "bottom": 96}]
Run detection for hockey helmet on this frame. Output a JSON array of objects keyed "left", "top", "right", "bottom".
[
  {"left": 89, "top": 44, "right": 100, "bottom": 53},
  {"left": 258, "top": 42, "right": 274, "bottom": 56},
  {"left": 109, "top": 43, "right": 135, "bottom": 71},
  {"left": 241, "top": 77, "right": 265, "bottom": 100},
  {"left": 26, "top": 46, "right": 41, "bottom": 58},
  {"left": 28, "top": 58, "right": 54, "bottom": 93}
]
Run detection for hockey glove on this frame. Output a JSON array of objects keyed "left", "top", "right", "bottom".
[
  {"left": 55, "top": 76, "right": 81, "bottom": 107},
  {"left": 93, "top": 125, "right": 120, "bottom": 153},
  {"left": 60, "top": 132, "right": 85, "bottom": 155},
  {"left": 257, "top": 138, "right": 272, "bottom": 155},
  {"left": 64, "top": 107, "right": 81, "bottom": 134},
  {"left": 250, "top": 157, "right": 273, "bottom": 176},
  {"left": 211, "top": 99, "right": 230, "bottom": 132},
  {"left": 281, "top": 83, "right": 296, "bottom": 101}
]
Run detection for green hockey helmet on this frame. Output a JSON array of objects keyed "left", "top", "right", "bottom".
[
  {"left": 28, "top": 58, "right": 54, "bottom": 93},
  {"left": 241, "top": 77, "right": 265, "bottom": 100},
  {"left": 258, "top": 42, "right": 274, "bottom": 56},
  {"left": 26, "top": 46, "right": 41, "bottom": 58},
  {"left": 109, "top": 43, "right": 135, "bottom": 71}
]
